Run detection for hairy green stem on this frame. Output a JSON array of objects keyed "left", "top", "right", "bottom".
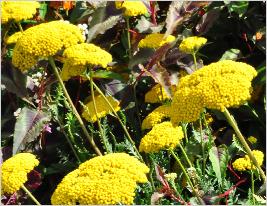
[
  {"left": 148, "top": 154, "right": 156, "bottom": 191},
  {"left": 251, "top": 169, "right": 255, "bottom": 205},
  {"left": 178, "top": 143, "right": 193, "bottom": 168},
  {"left": 202, "top": 112, "right": 213, "bottom": 149},
  {"left": 17, "top": 22, "right": 23, "bottom": 32},
  {"left": 125, "top": 17, "right": 132, "bottom": 58},
  {"left": 89, "top": 69, "right": 109, "bottom": 153},
  {"left": 21, "top": 185, "right": 41, "bottom": 205},
  {"left": 89, "top": 78, "right": 143, "bottom": 161},
  {"left": 223, "top": 108, "right": 265, "bottom": 181},
  {"left": 192, "top": 52, "right": 197, "bottom": 70},
  {"left": 169, "top": 150, "right": 203, "bottom": 204},
  {"left": 199, "top": 116, "right": 206, "bottom": 174},
  {"left": 48, "top": 57, "right": 102, "bottom": 156}
]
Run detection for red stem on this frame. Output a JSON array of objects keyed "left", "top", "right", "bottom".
[{"left": 150, "top": 1, "right": 157, "bottom": 25}]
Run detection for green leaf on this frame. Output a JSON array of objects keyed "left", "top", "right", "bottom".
[
  {"left": 226, "top": 1, "right": 249, "bottom": 17},
  {"left": 39, "top": 3, "right": 48, "bottom": 20},
  {"left": 209, "top": 146, "right": 222, "bottom": 186},
  {"left": 219, "top": 49, "right": 242, "bottom": 61},
  {"left": 92, "top": 70, "right": 123, "bottom": 81},
  {"left": 13, "top": 107, "right": 51, "bottom": 155},
  {"left": 254, "top": 62, "right": 266, "bottom": 85},
  {"left": 232, "top": 134, "right": 245, "bottom": 152},
  {"left": 128, "top": 48, "right": 155, "bottom": 69},
  {"left": 218, "top": 144, "right": 230, "bottom": 180},
  {"left": 69, "top": 1, "right": 91, "bottom": 23}
]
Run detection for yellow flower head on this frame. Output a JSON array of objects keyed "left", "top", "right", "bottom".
[
  {"left": 60, "top": 43, "right": 113, "bottom": 81},
  {"left": 139, "top": 121, "right": 184, "bottom": 153},
  {"left": 115, "top": 1, "right": 147, "bottom": 17},
  {"left": 247, "top": 136, "right": 257, "bottom": 144},
  {"left": 12, "top": 21, "right": 84, "bottom": 71},
  {"left": 81, "top": 95, "right": 120, "bottom": 123},
  {"left": 145, "top": 84, "right": 175, "bottom": 103},
  {"left": 51, "top": 153, "right": 149, "bottom": 205},
  {"left": 232, "top": 150, "right": 264, "bottom": 172},
  {"left": 6, "top": 31, "right": 23, "bottom": 45},
  {"left": 138, "top": 33, "right": 176, "bottom": 49},
  {"left": 1, "top": 1, "right": 39, "bottom": 24},
  {"left": 2, "top": 153, "right": 39, "bottom": 194},
  {"left": 142, "top": 104, "right": 171, "bottom": 130},
  {"left": 171, "top": 60, "right": 257, "bottom": 124},
  {"left": 179, "top": 36, "right": 207, "bottom": 54},
  {"left": 232, "top": 157, "right": 250, "bottom": 172}
]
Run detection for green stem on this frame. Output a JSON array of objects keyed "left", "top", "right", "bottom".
[
  {"left": 169, "top": 150, "right": 203, "bottom": 204},
  {"left": 223, "top": 108, "right": 266, "bottom": 181},
  {"left": 202, "top": 112, "right": 213, "bottom": 149},
  {"left": 89, "top": 69, "right": 109, "bottom": 153},
  {"left": 192, "top": 52, "right": 197, "bottom": 70},
  {"left": 48, "top": 57, "right": 102, "bottom": 156},
  {"left": 21, "top": 185, "right": 41, "bottom": 205},
  {"left": 90, "top": 79, "right": 143, "bottom": 161},
  {"left": 125, "top": 17, "right": 132, "bottom": 58},
  {"left": 181, "top": 123, "right": 188, "bottom": 143},
  {"left": 178, "top": 143, "right": 193, "bottom": 168},
  {"left": 199, "top": 116, "right": 205, "bottom": 174},
  {"left": 251, "top": 170, "right": 255, "bottom": 205},
  {"left": 17, "top": 22, "right": 23, "bottom": 32}
]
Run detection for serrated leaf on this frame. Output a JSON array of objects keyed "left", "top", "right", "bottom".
[
  {"left": 92, "top": 70, "right": 123, "bottom": 81},
  {"left": 218, "top": 144, "right": 230, "bottom": 179},
  {"left": 87, "top": 15, "right": 121, "bottom": 43},
  {"left": 13, "top": 107, "right": 51, "bottom": 155},
  {"left": 253, "top": 194, "right": 266, "bottom": 204},
  {"left": 209, "top": 146, "right": 222, "bottom": 186},
  {"left": 232, "top": 134, "right": 245, "bottom": 152},
  {"left": 135, "top": 16, "right": 163, "bottom": 33},
  {"left": 219, "top": 49, "right": 242, "bottom": 60}
]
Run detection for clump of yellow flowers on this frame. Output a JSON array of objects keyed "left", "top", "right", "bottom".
[
  {"left": 5, "top": 31, "right": 23, "bottom": 45},
  {"left": 171, "top": 60, "right": 257, "bottom": 124},
  {"left": 139, "top": 121, "right": 184, "bottom": 153},
  {"left": 60, "top": 43, "right": 113, "bottom": 81},
  {"left": 81, "top": 95, "right": 120, "bottom": 123},
  {"left": 1, "top": 1, "right": 40, "bottom": 24},
  {"left": 142, "top": 104, "right": 171, "bottom": 130},
  {"left": 138, "top": 33, "right": 176, "bottom": 49},
  {"left": 51, "top": 153, "right": 149, "bottom": 205},
  {"left": 2, "top": 153, "right": 39, "bottom": 194},
  {"left": 115, "top": 1, "right": 147, "bottom": 17},
  {"left": 232, "top": 150, "right": 264, "bottom": 172},
  {"left": 12, "top": 21, "right": 84, "bottom": 71},
  {"left": 145, "top": 84, "right": 174, "bottom": 103},
  {"left": 179, "top": 36, "right": 207, "bottom": 54},
  {"left": 247, "top": 136, "right": 257, "bottom": 144}
]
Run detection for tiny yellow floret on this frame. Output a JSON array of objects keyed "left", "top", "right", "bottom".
[
  {"left": 1, "top": 1, "right": 39, "bottom": 24},
  {"left": 138, "top": 33, "right": 176, "bottom": 49},
  {"left": 179, "top": 36, "right": 207, "bottom": 54},
  {"left": 145, "top": 84, "right": 175, "bottom": 103},
  {"left": 139, "top": 121, "right": 184, "bottom": 153},
  {"left": 247, "top": 136, "right": 257, "bottom": 144},
  {"left": 81, "top": 95, "right": 120, "bottom": 123},
  {"left": 2, "top": 153, "right": 39, "bottom": 194}
]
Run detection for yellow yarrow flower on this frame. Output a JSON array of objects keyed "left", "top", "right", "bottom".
[
  {"left": 51, "top": 153, "right": 149, "bottom": 205},
  {"left": 1, "top": 1, "right": 39, "bottom": 24},
  {"left": 60, "top": 43, "right": 112, "bottom": 81},
  {"left": 138, "top": 33, "right": 176, "bottom": 49},
  {"left": 139, "top": 121, "right": 184, "bottom": 153},
  {"left": 171, "top": 60, "right": 257, "bottom": 124},
  {"left": 6, "top": 31, "right": 23, "bottom": 45},
  {"left": 179, "top": 36, "right": 207, "bottom": 54},
  {"left": 2, "top": 153, "right": 39, "bottom": 194},
  {"left": 232, "top": 150, "right": 264, "bottom": 172},
  {"left": 145, "top": 84, "right": 175, "bottom": 103},
  {"left": 247, "top": 136, "right": 257, "bottom": 144},
  {"left": 81, "top": 95, "right": 120, "bottom": 123},
  {"left": 12, "top": 21, "right": 84, "bottom": 71},
  {"left": 142, "top": 104, "right": 171, "bottom": 130},
  {"left": 115, "top": 1, "right": 147, "bottom": 17}
]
